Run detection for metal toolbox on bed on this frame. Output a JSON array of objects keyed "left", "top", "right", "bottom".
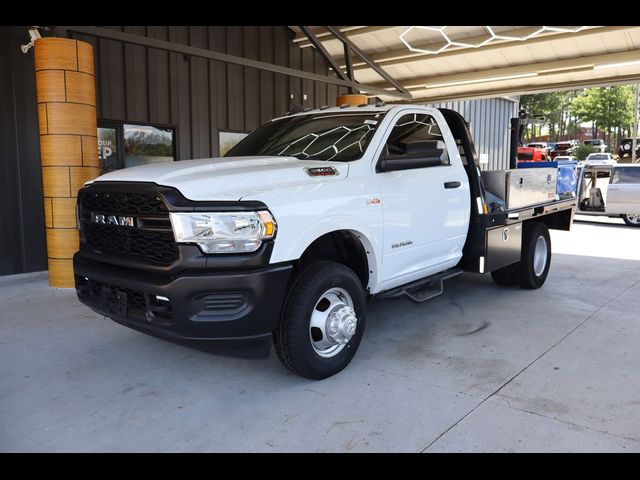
[
  {"left": 482, "top": 168, "right": 558, "bottom": 210},
  {"left": 517, "top": 160, "right": 578, "bottom": 198}
]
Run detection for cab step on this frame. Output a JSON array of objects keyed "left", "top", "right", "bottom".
[{"left": 376, "top": 268, "right": 463, "bottom": 303}]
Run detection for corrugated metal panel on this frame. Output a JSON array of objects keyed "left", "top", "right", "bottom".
[
  {"left": 0, "top": 27, "right": 47, "bottom": 275},
  {"left": 429, "top": 97, "right": 519, "bottom": 171},
  {"left": 71, "top": 26, "right": 347, "bottom": 160},
  {"left": 0, "top": 25, "right": 349, "bottom": 276}
]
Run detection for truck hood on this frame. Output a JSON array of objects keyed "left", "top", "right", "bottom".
[{"left": 92, "top": 156, "right": 349, "bottom": 201}]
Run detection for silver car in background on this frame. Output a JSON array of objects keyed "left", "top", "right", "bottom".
[{"left": 577, "top": 164, "right": 640, "bottom": 227}]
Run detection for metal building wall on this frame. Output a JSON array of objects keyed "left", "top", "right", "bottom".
[
  {"left": 0, "top": 26, "right": 47, "bottom": 276},
  {"left": 428, "top": 97, "right": 520, "bottom": 171},
  {"left": 69, "top": 26, "right": 347, "bottom": 160},
  {"left": 0, "top": 25, "right": 347, "bottom": 276}
]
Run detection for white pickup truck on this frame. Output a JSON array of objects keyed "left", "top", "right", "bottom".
[{"left": 73, "top": 105, "right": 577, "bottom": 379}]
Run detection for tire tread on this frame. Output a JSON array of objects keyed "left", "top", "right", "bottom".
[{"left": 274, "top": 261, "right": 365, "bottom": 379}]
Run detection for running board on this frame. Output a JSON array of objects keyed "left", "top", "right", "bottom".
[{"left": 376, "top": 268, "right": 463, "bottom": 303}]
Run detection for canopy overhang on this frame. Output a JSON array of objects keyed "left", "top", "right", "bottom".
[{"left": 290, "top": 26, "right": 640, "bottom": 102}]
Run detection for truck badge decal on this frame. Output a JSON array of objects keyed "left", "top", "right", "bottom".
[
  {"left": 392, "top": 240, "right": 413, "bottom": 249},
  {"left": 92, "top": 213, "right": 135, "bottom": 227},
  {"left": 367, "top": 197, "right": 381, "bottom": 205},
  {"left": 305, "top": 167, "right": 338, "bottom": 177}
]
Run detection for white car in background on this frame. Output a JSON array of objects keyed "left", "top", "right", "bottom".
[
  {"left": 553, "top": 156, "right": 577, "bottom": 163},
  {"left": 584, "top": 139, "right": 608, "bottom": 153},
  {"left": 577, "top": 164, "right": 640, "bottom": 227},
  {"left": 582, "top": 153, "right": 616, "bottom": 166}
]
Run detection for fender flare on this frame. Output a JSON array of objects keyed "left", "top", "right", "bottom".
[{"left": 271, "top": 215, "right": 381, "bottom": 290}]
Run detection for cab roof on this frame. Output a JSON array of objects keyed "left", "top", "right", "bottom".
[{"left": 270, "top": 103, "right": 431, "bottom": 122}]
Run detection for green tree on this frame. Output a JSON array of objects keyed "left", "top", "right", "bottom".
[
  {"left": 570, "top": 86, "right": 635, "bottom": 149},
  {"left": 574, "top": 144, "right": 596, "bottom": 161},
  {"left": 520, "top": 92, "right": 566, "bottom": 141}
]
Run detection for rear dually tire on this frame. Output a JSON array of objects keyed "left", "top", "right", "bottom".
[{"left": 513, "top": 222, "right": 551, "bottom": 289}]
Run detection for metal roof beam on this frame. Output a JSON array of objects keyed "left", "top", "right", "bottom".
[
  {"left": 291, "top": 26, "right": 365, "bottom": 43},
  {"left": 299, "top": 26, "right": 349, "bottom": 81},
  {"left": 294, "top": 26, "right": 398, "bottom": 48},
  {"left": 60, "top": 26, "right": 411, "bottom": 100},
  {"left": 326, "top": 26, "right": 411, "bottom": 97}
]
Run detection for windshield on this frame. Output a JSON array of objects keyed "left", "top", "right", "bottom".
[
  {"left": 587, "top": 154, "right": 609, "bottom": 160},
  {"left": 226, "top": 112, "right": 386, "bottom": 162}
]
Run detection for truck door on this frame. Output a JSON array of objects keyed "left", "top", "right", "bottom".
[
  {"left": 374, "top": 111, "right": 470, "bottom": 289},
  {"left": 606, "top": 166, "right": 640, "bottom": 215}
]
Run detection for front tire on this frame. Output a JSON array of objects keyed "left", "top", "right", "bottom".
[
  {"left": 274, "top": 261, "right": 367, "bottom": 379},
  {"left": 513, "top": 222, "right": 551, "bottom": 289},
  {"left": 622, "top": 214, "right": 640, "bottom": 227}
]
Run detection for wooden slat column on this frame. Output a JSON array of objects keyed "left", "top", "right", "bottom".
[{"left": 34, "top": 38, "right": 99, "bottom": 287}]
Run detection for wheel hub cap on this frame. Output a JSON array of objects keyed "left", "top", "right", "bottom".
[
  {"left": 533, "top": 235, "right": 548, "bottom": 277},
  {"left": 327, "top": 306, "right": 357, "bottom": 344},
  {"left": 309, "top": 287, "right": 357, "bottom": 358}
]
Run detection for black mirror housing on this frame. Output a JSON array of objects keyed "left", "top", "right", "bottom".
[{"left": 379, "top": 155, "right": 444, "bottom": 172}]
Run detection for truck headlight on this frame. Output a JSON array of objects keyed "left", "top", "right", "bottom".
[{"left": 169, "top": 210, "right": 276, "bottom": 253}]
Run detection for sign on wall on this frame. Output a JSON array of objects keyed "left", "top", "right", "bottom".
[
  {"left": 98, "top": 127, "right": 118, "bottom": 172},
  {"left": 97, "top": 121, "right": 176, "bottom": 174}
]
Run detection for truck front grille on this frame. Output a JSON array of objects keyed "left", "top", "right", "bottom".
[{"left": 78, "top": 189, "right": 179, "bottom": 266}]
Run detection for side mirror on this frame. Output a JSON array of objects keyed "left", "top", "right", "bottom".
[
  {"left": 379, "top": 155, "right": 444, "bottom": 172},
  {"left": 378, "top": 140, "right": 448, "bottom": 172}
]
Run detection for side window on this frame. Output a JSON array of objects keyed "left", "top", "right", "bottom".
[
  {"left": 378, "top": 113, "right": 449, "bottom": 171},
  {"left": 612, "top": 167, "right": 640, "bottom": 185}
]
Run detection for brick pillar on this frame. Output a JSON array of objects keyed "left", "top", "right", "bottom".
[{"left": 34, "top": 38, "right": 99, "bottom": 288}]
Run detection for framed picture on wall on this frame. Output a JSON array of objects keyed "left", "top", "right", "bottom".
[
  {"left": 123, "top": 124, "right": 176, "bottom": 168},
  {"left": 219, "top": 131, "right": 249, "bottom": 157},
  {"left": 97, "top": 120, "right": 177, "bottom": 174}
]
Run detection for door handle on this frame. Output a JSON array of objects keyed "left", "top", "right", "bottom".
[{"left": 444, "top": 181, "right": 461, "bottom": 189}]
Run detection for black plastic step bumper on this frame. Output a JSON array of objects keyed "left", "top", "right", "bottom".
[{"left": 73, "top": 253, "right": 293, "bottom": 340}]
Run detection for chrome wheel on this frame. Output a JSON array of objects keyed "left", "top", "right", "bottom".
[
  {"left": 309, "top": 287, "right": 357, "bottom": 358},
  {"left": 533, "top": 235, "right": 548, "bottom": 277},
  {"left": 625, "top": 214, "right": 640, "bottom": 225}
]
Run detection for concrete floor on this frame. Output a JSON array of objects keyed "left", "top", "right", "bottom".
[{"left": 2, "top": 217, "right": 640, "bottom": 452}]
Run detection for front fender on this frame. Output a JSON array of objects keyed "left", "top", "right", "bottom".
[{"left": 269, "top": 213, "right": 383, "bottom": 291}]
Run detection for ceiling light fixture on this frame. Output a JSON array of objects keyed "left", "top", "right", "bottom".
[
  {"left": 594, "top": 60, "right": 640, "bottom": 70},
  {"left": 400, "top": 26, "right": 591, "bottom": 55}
]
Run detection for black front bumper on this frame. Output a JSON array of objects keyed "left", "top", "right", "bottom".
[{"left": 74, "top": 253, "right": 293, "bottom": 340}]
